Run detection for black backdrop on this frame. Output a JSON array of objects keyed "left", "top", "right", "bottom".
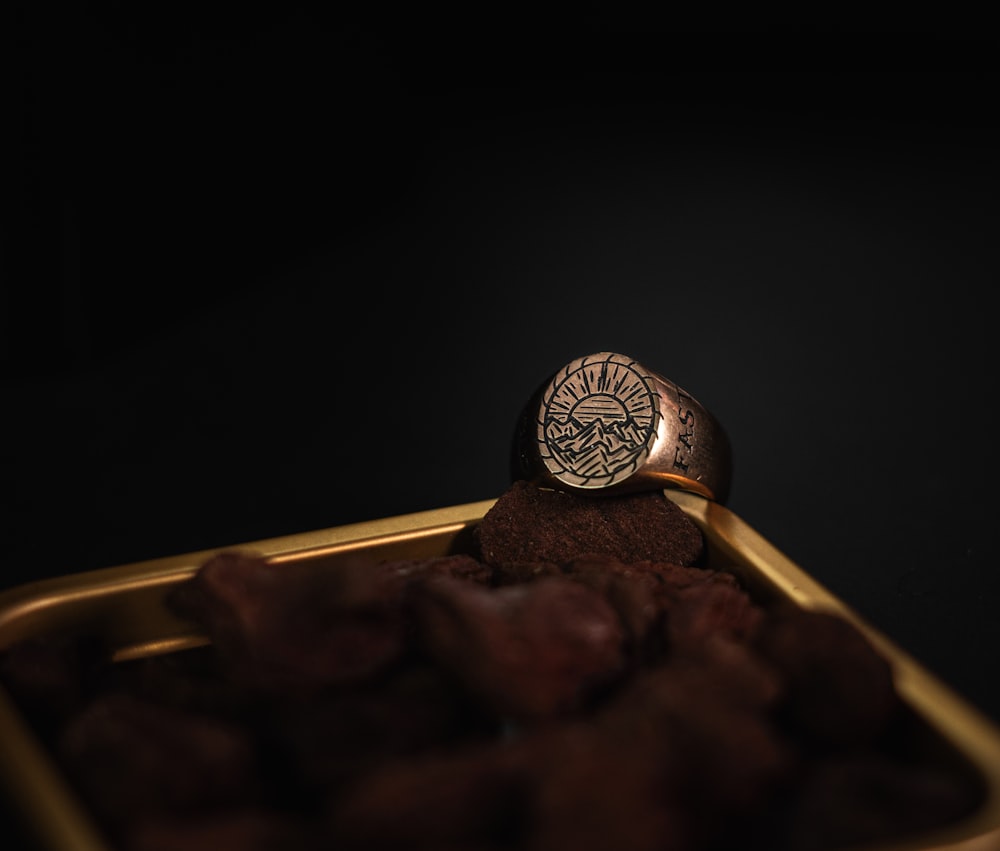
[{"left": 5, "top": 10, "right": 1000, "bottom": 848}]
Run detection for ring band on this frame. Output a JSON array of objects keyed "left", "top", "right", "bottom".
[{"left": 511, "top": 352, "right": 732, "bottom": 502}]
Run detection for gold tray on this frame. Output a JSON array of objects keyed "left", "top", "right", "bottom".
[{"left": 2, "top": 491, "right": 1000, "bottom": 851}]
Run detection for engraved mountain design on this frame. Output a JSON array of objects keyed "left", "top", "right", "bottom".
[
  {"left": 538, "top": 354, "right": 660, "bottom": 486},
  {"left": 547, "top": 416, "right": 648, "bottom": 475}
]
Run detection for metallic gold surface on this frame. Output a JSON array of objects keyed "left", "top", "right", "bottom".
[
  {"left": 670, "top": 491, "right": 1000, "bottom": 851},
  {"left": 1, "top": 493, "right": 999, "bottom": 851},
  {"left": 512, "top": 352, "right": 732, "bottom": 502}
]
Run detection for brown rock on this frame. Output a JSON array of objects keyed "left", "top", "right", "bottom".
[{"left": 474, "top": 480, "right": 705, "bottom": 567}]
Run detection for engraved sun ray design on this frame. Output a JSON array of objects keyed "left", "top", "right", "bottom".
[{"left": 537, "top": 353, "right": 662, "bottom": 489}]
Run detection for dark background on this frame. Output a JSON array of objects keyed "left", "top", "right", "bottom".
[{"left": 4, "top": 8, "right": 1000, "bottom": 848}]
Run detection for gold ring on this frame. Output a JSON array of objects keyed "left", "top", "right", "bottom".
[{"left": 511, "top": 352, "right": 732, "bottom": 502}]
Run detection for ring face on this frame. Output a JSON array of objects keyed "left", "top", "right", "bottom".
[{"left": 536, "top": 352, "right": 662, "bottom": 490}]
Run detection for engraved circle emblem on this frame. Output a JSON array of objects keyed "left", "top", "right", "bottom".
[{"left": 536, "top": 352, "right": 662, "bottom": 489}]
